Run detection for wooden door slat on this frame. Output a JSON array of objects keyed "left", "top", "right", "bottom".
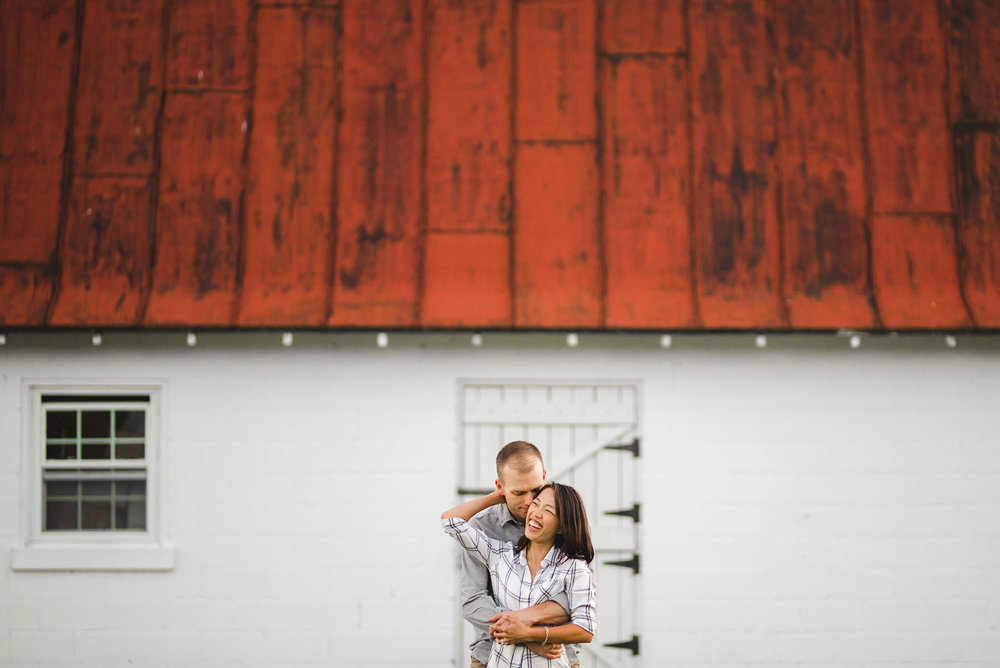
[
  {"left": 240, "top": 6, "right": 337, "bottom": 326},
  {"left": 145, "top": 93, "right": 246, "bottom": 325},
  {"left": 690, "top": 0, "right": 784, "bottom": 328},
  {"left": 775, "top": 0, "right": 875, "bottom": 329}
]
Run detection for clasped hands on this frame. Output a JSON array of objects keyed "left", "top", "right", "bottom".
[{"left": 488, "top": 611, "right": 563, "bottom": 660}]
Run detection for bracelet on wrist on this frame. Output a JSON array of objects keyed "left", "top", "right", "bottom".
[{"left": 542, "top": 626, "right": 549, "bottom": 645}]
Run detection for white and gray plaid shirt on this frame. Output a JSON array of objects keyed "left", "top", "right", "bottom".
[{"left": 443, "top": 517, "right": 597, "bottom": 667}]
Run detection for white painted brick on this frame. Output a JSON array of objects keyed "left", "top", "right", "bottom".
[{"left": 9, "top": 631, "right": 77, "bottom": 662}]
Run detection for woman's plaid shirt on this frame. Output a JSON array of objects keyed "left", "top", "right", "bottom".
[{"left": 443, "top": 517, "right": 596, "bottom": 667}]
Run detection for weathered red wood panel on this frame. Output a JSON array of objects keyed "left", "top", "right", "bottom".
[
  {"left": 423, "top": 231, "right": 512, "bottom": 327},
  {"left": 145, "top": 93, "right": 245, "bottom": 325},
  {"left": 514, "top": 144, "right": 601, "bottom": 327},
  {"left": 423, "top": 0, "right": 512, "bottom": 327},
  {"left": 516, "top": 0, "right": 596, "bottom": 141},
  {"left": 258, "top": 0, "right": 337, "bottom": 5},
  {"left": 240, "top": 6, "right": 337, "bottom": 327},
  {"left": 167, "top": 0, "right": 253, "bottom": 91},
  {"left": 602, "top": 0, "right": 684, "bottom": 54},
  {"left": 0, "top": 0, "right": 77, "bottom": 325},
  {"left": 946, "top": 0, "right": 1000, "bottom": 327},
  {"left": 775, "top": 0, "right": 875, "bottom": 329},
  {"left": 860, "top": 0, "right": 952, "bottom": 213},
  {"left": 73, "top": 0, "right": 165, "bottom": 177},
  {"left": 330, "top": 0, "right": 424, "bottom": 327},
  {"left": 426, "top": 0, "right": 511, "bottom": 234},
  {"left": 49, "top": 177, "right": 153, "bottom": 325},
  {"left": 0, "top": 266, "right": 55, "bottom": 326},
  {"left": 870, "top": 214, "right": 971, "bottom": 328},
  {"left": 602, "top": 56, "right": 693, "bottom": 329},
  {"left": 689, "top": 0, "right": 784, "bottom": 328}
]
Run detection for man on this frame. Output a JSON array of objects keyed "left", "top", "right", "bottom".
[{"left": 460, "top": 440, "right": 581, "bottom": 668}]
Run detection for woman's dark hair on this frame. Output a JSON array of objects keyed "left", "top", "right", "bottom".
[{"left": 515, "top": 482, "right": 594, "bottom": 563}]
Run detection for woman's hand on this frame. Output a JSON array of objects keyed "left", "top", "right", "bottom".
[{"left": 489, "top": 611, "right": 535, "bottom": 645}]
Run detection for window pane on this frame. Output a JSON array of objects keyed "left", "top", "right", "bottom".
[
  {"left": 81, "top": 442, "right": 111, "bottom": 460},
  {"left": 115, "top": 410, "right": 145, "bottom": 438},
  {"left": 46, "top": 443, "right": 77, "bottom": 460},
  {"left": 46, "top": 411, "right": 77, "bottom": 438},
  {"left": 82, "top": 481, "right": 112, "bottom": 498},
  {"left": 81, "top": 411, "right": 111, "bottom": 438},
  {"left": 82, "top": 501, "right": 112, "bottom": 529},
  {"left": 115, "top": 480, "right": 146, "bottom": 498},
  {"left": 46, "top": 481, "right": 77, "bottom": 498},
  {"left": 45, "top": 501, "right": 78, "bottom": 530},
  {"left": 115, "top": 442, "right": 145, "bottom": 460},
  {"left": 115, "top": 499, "right": 147, "bottom": 530}
]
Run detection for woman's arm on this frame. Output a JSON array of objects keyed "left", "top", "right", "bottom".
[
  {"left": 441, "top": 490, "right": 505, "bottom": 520},
  {"left": 490, "top": 618, "right": 593, "bottom": 646}
]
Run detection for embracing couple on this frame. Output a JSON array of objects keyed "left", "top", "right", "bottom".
[{"left": 441, "top": 441, "right": 596, "bottom": 668}]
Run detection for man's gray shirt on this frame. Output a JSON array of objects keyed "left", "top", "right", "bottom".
[{"left": 459, "top": 503, "right": 577, "bottom": 665}]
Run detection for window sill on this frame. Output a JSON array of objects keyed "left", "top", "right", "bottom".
[{"left": 10, "top": 542, "right": 176, "bottom": 571}]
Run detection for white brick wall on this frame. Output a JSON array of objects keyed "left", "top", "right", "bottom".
[{"left": 1, "top": 332, "right": 999, "bottom": 667}]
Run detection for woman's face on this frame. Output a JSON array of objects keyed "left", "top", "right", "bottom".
[{"left": 524, "top": 487, "right": 559, "bottom": 544}]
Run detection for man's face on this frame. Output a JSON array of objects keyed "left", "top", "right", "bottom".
[{"left": 496, "top": 459, "right": 546, "bottom": 522}]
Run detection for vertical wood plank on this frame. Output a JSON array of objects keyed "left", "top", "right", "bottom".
[
  {"left": 73, "top": 0, "right": 165, "bottom": 176},
  {"left": 602, "top": 0, "right": 684, "bottom": 54},
  {"left": 423, "top": 0, "right": 512, "bottom": 327},
  {"left": 0, "top": 0, "right": 77, "bottom": 324},
  {"left": 775, "top": 0, "right": 875, "bottom": 329},
  {"left": 516, "top": 0, "right": 597, "bottom": 141},
  {"left": 602, "top": 56, "right": 693, "bottom": 328},
  {"left": 331, "top": 0, "right": 424, "bottom": 327},
  {"left": 0, "top": 266, "right": 56, "bottom": 326},
  {"left": 423, "top": 231, "right": 511, "bottom": 327},
  {"left": 946, "top": 0, "right": 1000, "bottom": 327},
  {"left": 145, "top": 94, "right": 246, "bottom": 325},
  {"left": 167, "top": 0, "right": 253, "bottom": 91},
  {"left": 514, "top": 144, "right": 601, "bottom": 327},
  {"left": 861, "top": 0, "right": 968, "bottom": 327},
  {"left": 49, "top": 177, "right": 153, "bottom": 325},
  {"left": 689, "top": 0, "right": 784, "bottom": 328},
  {"left": 240, "top": 6, "right": 337, "bottom": 326},
  {"left": 860, "top": 0, "right": 952, "bottom": 213},
  {"left": 870, "top": 213, "right": 971, "bottom": 328},
  {"left": 50, "top": 0, "right": 166, "bottom": 325}
]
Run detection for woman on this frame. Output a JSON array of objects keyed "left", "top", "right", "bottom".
[{"left": 442, "top": 482, "right": 596, "bottom": 667}]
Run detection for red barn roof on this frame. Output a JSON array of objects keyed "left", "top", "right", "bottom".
[{"left": 1, "top": 0, "right": 998, "bottom": 331}]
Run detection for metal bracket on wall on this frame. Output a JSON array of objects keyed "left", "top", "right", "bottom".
[
  {"left": 603, "top": 554, "right": 640, "bottom": 575},
  {"left": 604, "top": 503, "right": 640, "bottom": 523},
  {"left": 604, "top": 635, "right": 640, "bottom": 656},
  {"left": 604, "top": 437, "right": 640, "bottom": 458}
]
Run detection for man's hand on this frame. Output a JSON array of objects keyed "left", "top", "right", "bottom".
[{"left": 525, "top": 642, "right": 563, "bottom": 660}]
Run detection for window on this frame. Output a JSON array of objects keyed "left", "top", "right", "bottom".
[
  {"left": 41, "top": 395, "right": 150, "bottom": 533},
  {"left": 12, "top": 383, "right": 174, "bottom": 571}
]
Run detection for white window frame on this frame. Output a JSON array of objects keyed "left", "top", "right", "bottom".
[{"left": 11, "top": 381, "right": 175, "bottom": 571}]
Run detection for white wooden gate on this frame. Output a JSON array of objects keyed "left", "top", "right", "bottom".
[{"left": 456, "top": 380, "right": 641, "bottom": 667}]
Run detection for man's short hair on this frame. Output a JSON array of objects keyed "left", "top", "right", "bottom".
[{"left": 496, "top": 440, "right": 543, "bottom": 480}]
